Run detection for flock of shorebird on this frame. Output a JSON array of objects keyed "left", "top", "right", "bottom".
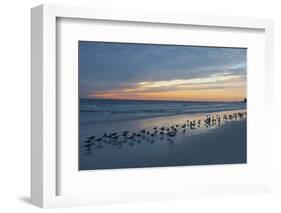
[{"left": 82, "top": 111, "right": 246, "bottom": 151}]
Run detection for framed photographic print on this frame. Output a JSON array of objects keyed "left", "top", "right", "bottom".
[
  {"left": 31, "top": 4, "right": 274, "bottom": 208},
  {"left": 78, "top": 41, "right": 247, "bottom": 170}
]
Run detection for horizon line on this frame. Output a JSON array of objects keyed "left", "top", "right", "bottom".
[{"left": 80, "top": 97, "right": 246, "bottom": 103}]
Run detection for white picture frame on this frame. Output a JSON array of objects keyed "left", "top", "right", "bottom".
[{"left": 31, "top": 4, "right": 274, "bottom": 208}]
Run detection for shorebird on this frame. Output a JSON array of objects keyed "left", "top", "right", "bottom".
[
  {"left": 95, "top": 138, "right": 102, "bottom": 142},
  {"left": 83, "top": 144, "right": 92, "bottom": 148},
  {"left": 190, "top": 122, "right": 196, "bottom": 129},
  {"left": 167, "top": 132, "right": 176, "bottom": 137},
  {"left": 88, "top": 136, "right": 95, "bottom": 140},
  {"left": 84, "top": 139, "right": 91, "bottom": 143},
  {"left": 121, "top": 131, "right": 129, "bottom": 136},
  {"left": 111, "top": 132, "right": 117, "bottom": 136}
]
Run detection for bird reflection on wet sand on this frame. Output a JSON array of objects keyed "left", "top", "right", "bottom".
[{"left": 82, "top": 111, "right": 246, "bottom": 154}]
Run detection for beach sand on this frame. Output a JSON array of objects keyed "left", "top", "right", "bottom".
[{"left": 79, "top": 110, "right": 246, "bottom": 170}]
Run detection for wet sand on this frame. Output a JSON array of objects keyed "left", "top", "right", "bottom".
[{"left": 79, "top": 110, "right": 246, "bottom": 170}]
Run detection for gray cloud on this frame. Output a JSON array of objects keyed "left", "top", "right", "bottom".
[{"left": 79, "top": 41, "right": 246, "bottom": 98}]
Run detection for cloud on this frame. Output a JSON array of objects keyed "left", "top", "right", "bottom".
[{"left": 79, "top": 41, "right": 246, "bottom": 101}]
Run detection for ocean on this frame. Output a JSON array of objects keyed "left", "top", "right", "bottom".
[{"left": 80, "top": 98, "right": 246, "bottom": 122}]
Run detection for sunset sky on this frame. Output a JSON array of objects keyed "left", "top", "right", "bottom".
[{"left": 79, "top": 41, "right": 246, "bottom": 102}]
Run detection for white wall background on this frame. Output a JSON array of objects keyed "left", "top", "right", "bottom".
[{"left": 0, "top": 0, "right": 280, "bottom": 212}]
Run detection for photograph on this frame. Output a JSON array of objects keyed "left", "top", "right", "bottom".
[{"left": 79, "top": 41, "right": 247, "bottom": 170}]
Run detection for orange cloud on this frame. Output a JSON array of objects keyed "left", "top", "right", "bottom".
[
  {"left": 90, "top": 74, "right": 246, "bottom": 102},
  {"left": 92, "top": 89, "right": 245, "bottom": 102}
]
